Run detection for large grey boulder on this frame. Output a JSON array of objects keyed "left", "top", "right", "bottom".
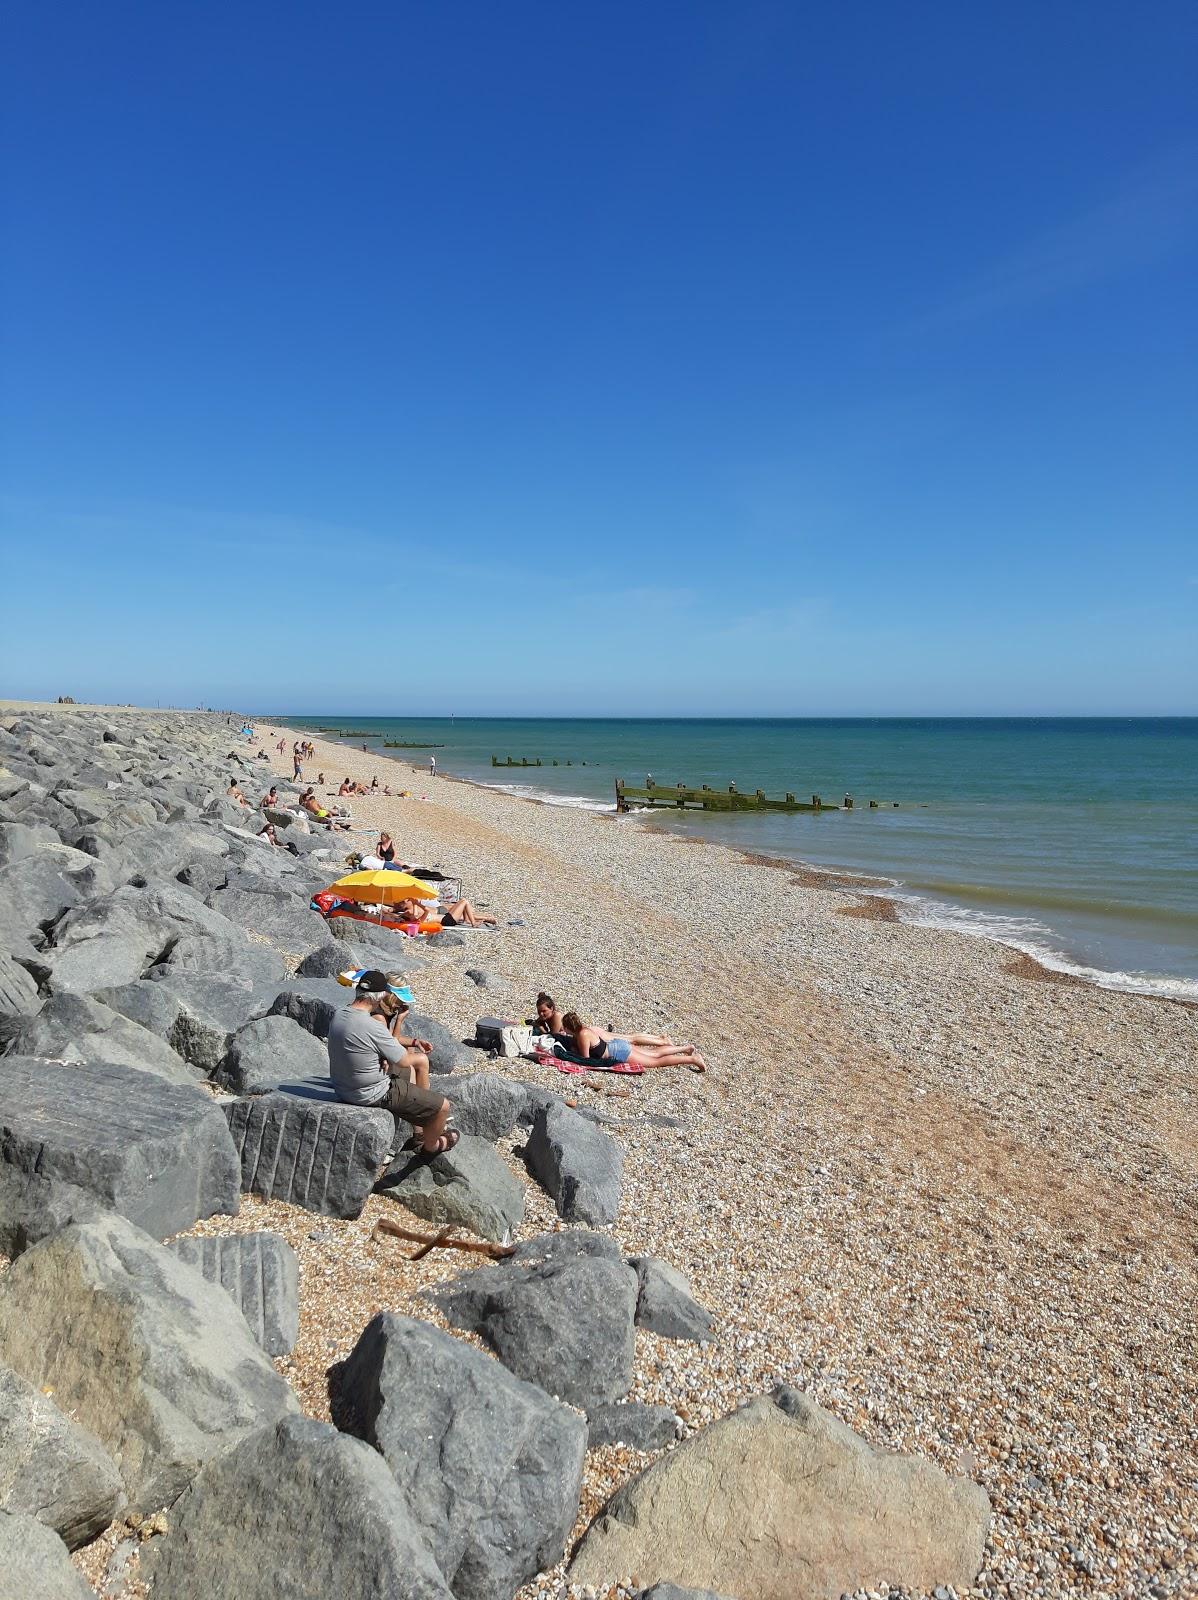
[
  {"left": 630, "top": 1256, "right": 715, "bottom": 1343},
  {"left": 294, "top": 937, "right": 418, "bottom": 979},
  {"left": 107, "top": 969, "right": 272, "bottom": 1072},
  {"left": 433, "top": 1239, "right": 637, "bottom": 1409},
  {"left": 0, "top": 950, "right": 40, "bottom": 1021},
  {"left": 216, "top": 1014, "right": 330, "bottom": 1095},
  {"left": 90, "top": 822, "right": 228, "bottom": 888},
  {"left": 587, "top": 1401, "right": 680, "bottom": 1452},
  {"left": 405, "top": 1010, "right": 471, "bottom": 1073},
  {"left": 439, "top": 1072, "right": 527, "bottom": 1141},
  {"left": 0, "top": 1363, "right": 124, "bottom": 1547},
  {"left": 167, "top": 1232, "right": 299, "bottom": 1356},
  {"left": 0, "top": 1510, "right": 94, "bottom": 1600},
  {"left": 38, "top": 932, "right": 157, "bottom": 995},
  {"left": 380, "top": 1135, "right": 523, "bottom": 1243},
  {"left": 524, "top": 1100, "right": 623, "bottom": 1226},
  {"left": 206, "top": 883, "right": 326, "bottom": 952},
  {"left": 0, "top": 1056, "right": 240, "bottom": 1237},
  {"left": 0, "top": 845, "right": 115, "bottom": 934},
  {"left": 222, "top": 1093, "right": 391, "bottom": 1218},
  {"left": 175, "top": 857, "right": 229, "bottom": 897},
  {"left": 0, "top": 1164, "right": 102, "bottom": 1258},
  {"left": 265, "top": 978, "right": 350, "bottom": 1040},
  {"left": 140, "top": 1414, "right": 452, "bottom": 1600},
  {"left": 0, "top": 820, "right": 61, "bottom": 866},
  {"left": 2, "top": 993, "right": 198, "bottom": 1086},
  {"left": 44, "top": 883, "right": 238, "bottom": 993},
  {"left": 340, "top": 1312, "right": 586, "bottom": 1600},
  {"left": 0, "top": 1216, "right": 298, "bottom": 1515},
  {"left": 57, "top": 788, "right": 156, "bottom": 830},
  {"left": 568, "top": 1386, "right": 991, "bottom": 1600},
  {"left": 155, "top": 928, "right": 288, "bottom": 984}
]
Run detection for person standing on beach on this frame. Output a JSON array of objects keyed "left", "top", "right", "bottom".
[{"left": 429, "top": 754, "right": 436, "bottom": 777}]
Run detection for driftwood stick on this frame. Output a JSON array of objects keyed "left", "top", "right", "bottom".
[
  {"left": 372, "top": 1217, "right": 516, "bottom": 1260},
  {"left": 408, "top": 1225, "right": 454, "bottom": 1262}
]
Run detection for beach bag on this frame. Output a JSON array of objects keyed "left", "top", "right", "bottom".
[
  {"left": 499, "top": 1024, "right": 536, "bottom": 1058},
  {"left": 474, "top": 1016, "right": 515, "bottom": 1051}
]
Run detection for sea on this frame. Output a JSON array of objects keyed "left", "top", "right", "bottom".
[{"left": 275, "top": 717, "right": 1198, "bottom": 1001}]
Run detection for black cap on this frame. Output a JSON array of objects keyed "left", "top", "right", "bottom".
[{"left": 357, "top": 969, "right": 390, "bottom": 994}]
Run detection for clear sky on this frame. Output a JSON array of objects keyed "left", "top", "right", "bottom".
[{"left": 1, "top": 2, "right": 1195, "bottom": 715}]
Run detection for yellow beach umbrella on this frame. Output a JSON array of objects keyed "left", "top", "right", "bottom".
[{"left": 329, "top": 870, "right": 438, "bottom": 905}]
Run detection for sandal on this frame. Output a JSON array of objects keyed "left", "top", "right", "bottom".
[{"left": 421, "top": 1127, "right": 460, "bottom": 1156}]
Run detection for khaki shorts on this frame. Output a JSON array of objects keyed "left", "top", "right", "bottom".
[{"left": 381, "top": 1072, "right": 445, "bottom": 1127}]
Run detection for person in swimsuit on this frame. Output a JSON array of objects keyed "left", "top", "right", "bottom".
[
  {"left": 377, "top": 832, "right": 397, "bottom": 864},
  {"left": 531, "top": 992, "right": 565, "bottom": 1035},
  {"left": 396, "top": 895, "right": 496, "bottom": 929},
  {"left": 560, "top": 1012, "right": 707, "bottom": 1072}
]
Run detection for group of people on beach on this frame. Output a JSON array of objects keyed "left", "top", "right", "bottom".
[
  {"left": 530, "top": 991, "right": 706, "bottom": 1072},
  {"left": 253, "top": 727, "right": 709, "bottom": 1162}
]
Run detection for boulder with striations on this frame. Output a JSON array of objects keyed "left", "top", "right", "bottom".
[{"left": 222, "top": 1092, "right": 392, "bottom": 1218}]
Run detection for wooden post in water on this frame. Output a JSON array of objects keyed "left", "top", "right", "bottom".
[
  {"left": 812, "top": 794, "right": 821, "bottom": 809},
  {"left": 844, "top": 795, "right": 853, "bottom": 809}
]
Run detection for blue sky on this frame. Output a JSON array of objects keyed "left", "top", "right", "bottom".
[{"left": 1, "top": 2, "right": 1195, "bottom": 715}]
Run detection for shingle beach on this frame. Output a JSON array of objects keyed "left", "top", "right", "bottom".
[
  {"left": 229, "top": 722, "right": 1196, "bottom": 1598},
  {"left": 0, "top": 704, "right": 1193, "bottom": 1600}
]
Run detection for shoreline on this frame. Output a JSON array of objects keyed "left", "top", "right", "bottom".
[
  {"left": 6, "top": 701, "right": 1195, "bottom": 1595},
  {"left": 287, "top": 720, "right": 1198, "bottom": 1009},
  {"left": 253, "top": 717, "right": 1197, "bottom": 1600}
]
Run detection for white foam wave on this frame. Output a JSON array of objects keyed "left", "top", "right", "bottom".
[
  {"left": 488, "top": 781, "right": 615, "bottom": 813},
  {"left": 887, "top": 890, "right": 1198, "bottom": 1002}
]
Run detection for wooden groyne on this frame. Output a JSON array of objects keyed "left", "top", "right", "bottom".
[
  {"left": 615, "top": 780, "right": 899, "bottom": 814},
  {"left": 492, "top": 756, "right": 589, "bottom": 768},
  {"left": 383, "top": 742, "right": 445, "bottom": 749}
]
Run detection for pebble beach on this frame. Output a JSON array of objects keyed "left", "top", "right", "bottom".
[
  {"left": 220, "top": 722, "right": 1196, "bottom": 1600},
  {"left": 1, "top": 703, "right": 1193, "bottom": 1600}
]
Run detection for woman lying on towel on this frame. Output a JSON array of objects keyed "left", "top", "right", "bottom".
[
  {"left": 396, "top": 895, "right": 498, "bottom": 930},
  {"left": 560, "top": 1012, "right": 707, "bottom": 1073}
]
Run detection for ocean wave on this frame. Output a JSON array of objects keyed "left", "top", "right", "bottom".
[
  {"left": 488, "top": 781, "right": 616, "bottom": 813},
  {"left": 888, "top": 891, "right": 1198, "bottom": 1002}
]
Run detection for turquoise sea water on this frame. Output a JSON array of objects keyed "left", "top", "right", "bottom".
[{"left": 276, "top": 717, "right": 1198, "bottom": 999}]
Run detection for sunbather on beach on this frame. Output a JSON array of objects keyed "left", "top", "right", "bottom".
[
  {"left": 531, "top": 992, "right": 565, "bottom": 1034},
  {"left": 327, "top": 971, "right": 456, "bottom": 1153},
  {"left": 560, "top": 1011, "right": 706, "bottom": 1072},
  {"left": 260, "top": 784, "right": 279, "bottom": 811},
  {"left": 396, "top": 895, "right": 497, "bottom": 929},
  {"left": 300, "top": 787, "right": 350, "bottom": 830},
  {"left": 377, "top": 831, "right": 397, "bottom": 863},
  {"left": 226, "top": 780, "right": 248, "bottom": 807}
]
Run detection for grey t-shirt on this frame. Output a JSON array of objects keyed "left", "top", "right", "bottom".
[{"left": 327, "top": 1003, "right": 405, "bottom": 1105}]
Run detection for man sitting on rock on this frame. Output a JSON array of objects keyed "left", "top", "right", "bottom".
[{"left": 327, "top": 972, "right": 457, "bottom": 1154}]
